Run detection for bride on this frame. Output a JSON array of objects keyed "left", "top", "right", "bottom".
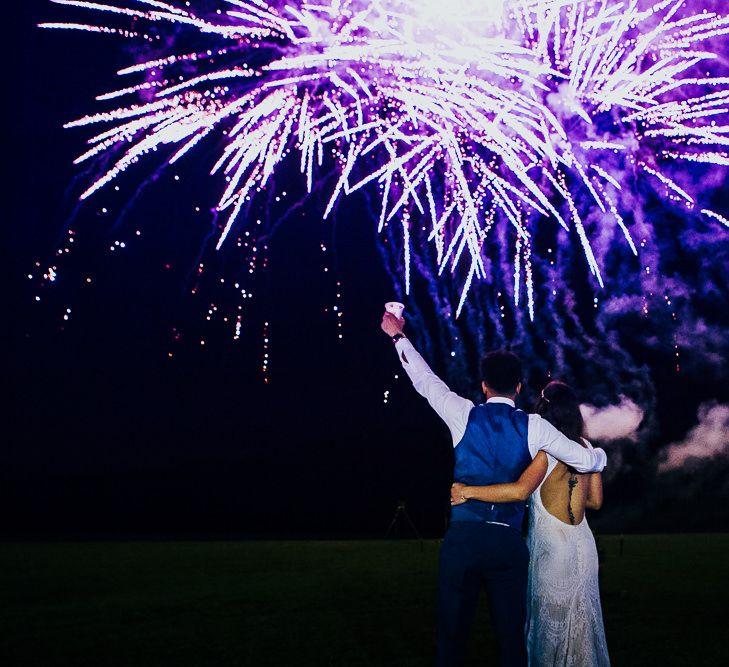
[{"left": 451, "top": 381, "right": 610, "bottom": 666}]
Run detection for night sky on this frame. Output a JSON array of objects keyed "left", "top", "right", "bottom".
[{"left": 6, "top": 1, "right": 729, "bottom": 540}]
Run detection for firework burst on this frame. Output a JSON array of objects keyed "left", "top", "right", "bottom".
[{"left": 42, "top": 0, "right": 729, "bottom": 319}]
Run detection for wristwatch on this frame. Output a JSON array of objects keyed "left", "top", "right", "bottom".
[{"left": 391, "top": 333, "right": 405, "bottom": 344}]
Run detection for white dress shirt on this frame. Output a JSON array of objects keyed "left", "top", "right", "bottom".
[{"left": 394, "top": 337, "right": 606, "bottom": 473}]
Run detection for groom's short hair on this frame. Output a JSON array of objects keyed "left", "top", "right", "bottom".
[{"left": 480, "top": 350, "right": 522, "bottom": 394}]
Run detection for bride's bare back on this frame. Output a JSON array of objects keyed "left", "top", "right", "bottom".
[{"left": 540, "top": 442, "right": 602, "bottom": 525}]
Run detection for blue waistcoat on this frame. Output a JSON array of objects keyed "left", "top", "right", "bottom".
[{"left": 451, "top": 402, "right": 532, "bottom": 531}]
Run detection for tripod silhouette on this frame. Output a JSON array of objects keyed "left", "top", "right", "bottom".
[{"left": 385, "top": 501, "right": 421, "bottom": 539}]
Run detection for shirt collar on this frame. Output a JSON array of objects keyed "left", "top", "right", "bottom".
[{"left": 486, "top": 396, "right": 516, "bottom": 408}]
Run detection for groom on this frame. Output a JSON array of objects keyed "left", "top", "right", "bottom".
[{"left": 380, "top": 312, "right": 606, "bottom": 667}]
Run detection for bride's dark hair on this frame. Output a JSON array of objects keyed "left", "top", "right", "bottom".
[{"left": 534, "top": 381, "right": 585, "bottom": 443}]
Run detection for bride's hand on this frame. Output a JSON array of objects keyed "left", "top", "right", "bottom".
[{"left": 450, "top": 482, "right": 468, "bottom": 505}]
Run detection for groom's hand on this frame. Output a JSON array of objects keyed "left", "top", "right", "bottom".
[
  {"left": 450, "top": 483, "right": 468, "bottom": 505},
  {"left": 381, "top": 312, "right": 405, "bottom": 337}
]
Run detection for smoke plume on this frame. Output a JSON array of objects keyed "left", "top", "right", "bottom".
[
  {"left": 658, "top": 403, "right": 729, "bottom": 471},
  {"left": 580, "top": 397, "right": 645, "bottom": 442}
]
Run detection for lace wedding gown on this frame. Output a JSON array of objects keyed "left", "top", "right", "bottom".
[{"left": 525, "top": 451, "right": 611, "bottom": 666}]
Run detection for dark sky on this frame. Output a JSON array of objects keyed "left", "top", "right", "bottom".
[
  {"left": 6, "top": 2, "right": 456, "bottom": 539},
  {"left": 5, "top": 2, "right": 729, "bottom": 539}
]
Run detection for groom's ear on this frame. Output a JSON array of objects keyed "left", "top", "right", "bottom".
[
  {"left": 481, "top": 381, "right": 488, "bottom": 395},
  {"left": 516, "top": 382, "right": 522, "bottom": 395}
]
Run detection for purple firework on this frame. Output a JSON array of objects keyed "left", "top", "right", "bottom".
[{"left": 42, "top": 0, "right": 729, "bottom": 322}]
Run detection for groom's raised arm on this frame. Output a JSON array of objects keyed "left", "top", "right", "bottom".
[
  {"left": 382, "top": 313, "right": 473, "bottom": 445},
  {"left": 527, "top": 414, "right": 607, "bottom": 472}
]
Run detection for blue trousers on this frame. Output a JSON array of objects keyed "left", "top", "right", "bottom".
[{"left": 436, "top": 522, "right": 529, "bottom": 667}]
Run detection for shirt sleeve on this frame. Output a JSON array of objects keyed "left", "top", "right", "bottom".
[
  {"left": 527, "top": 414, "right": 607, "bottom": 472},
  {"left": 394, "top": 337, "right": 473, "bottom": 446}
]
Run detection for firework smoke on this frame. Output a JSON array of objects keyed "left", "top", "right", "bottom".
[{"left": 659, "top": 403, "right": 729, "bottom": 470}]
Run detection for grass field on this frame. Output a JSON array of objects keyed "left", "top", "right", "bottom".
[{"left": 1, "top": 534, "right": 727, "bottom": 666}]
